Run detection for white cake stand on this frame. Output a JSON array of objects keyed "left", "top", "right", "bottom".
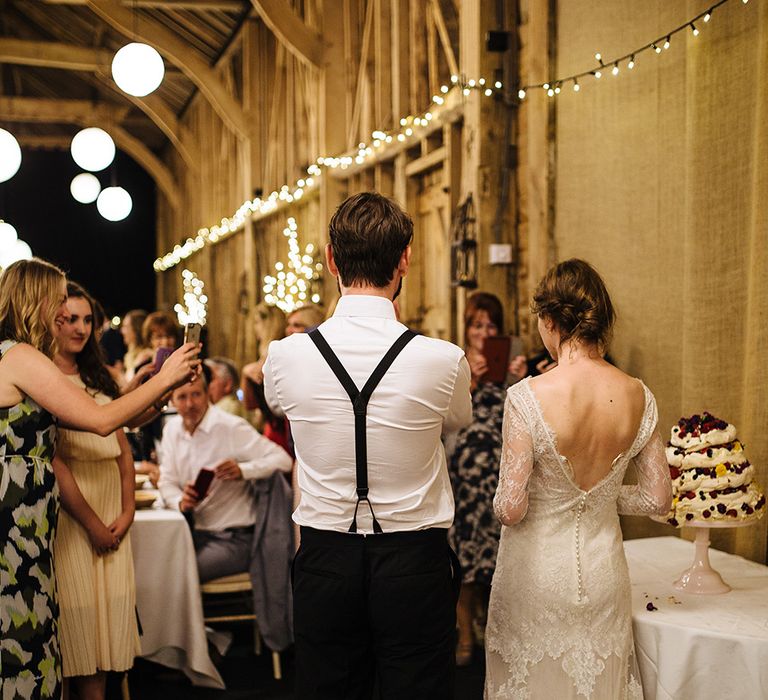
[{"left": 672, "top": 519, "right": 759, "bottom": 595}]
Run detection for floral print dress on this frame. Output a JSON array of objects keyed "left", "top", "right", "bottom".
[
  {"left": 0, "top": 340, "right": 61, "bottom": 699},
  {"left": 448, "top": 381, "right": 506, "bottom": 585}
]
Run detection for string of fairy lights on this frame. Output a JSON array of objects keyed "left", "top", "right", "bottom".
[
  {"left": 153, "top": 0, "right": 751, "bottom": 273},
  {"left": 174, "top": 269, "right": 208, "bottom": 326},
  {"left": 262, "top": 217, "right": 323, "bottom": 312},
  {"left": 517, "top": 0, "right": 740, "bottom": 99}
]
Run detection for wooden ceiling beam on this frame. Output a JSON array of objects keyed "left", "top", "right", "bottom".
[
  {"left": 85, "top": 0, "right": 247, "bottom": 138},
  {"left": 0, "top": 96, "right": 129, "bottom": 124},
  {"left": 0, "top": 37, "right": 112, "bottom": 71},
  {"left": 112, "top": 125, "right": 180, "bottom": 209},
  {"left": 249, "top": 0, "right": 322, "bottom": 68},
  {"left": 15, "top": 134, "right": 73, "bottom": 149},
  {"left": 94, "top": 74, "right": 200, "bottom": 166},
  {"left": 0, "top": 38, "right": 197, "bottom": 166},
  {"left": 41, "top": 0, "right": 246, "bottom": 9},
  {"left": 0, "top": 97, "right": 180, "bottom": 209}
]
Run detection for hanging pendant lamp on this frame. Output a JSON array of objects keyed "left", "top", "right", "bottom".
[
  {"left": 97, "top": 186, "right": 132, "bottom": 222},
  {"left": 0, "top": 129, "right": 22, "bottom": 183},
  {"left": 112, "top": 42, "right": 165, "bottom": 97},
  {"left": 70, "top": 173, "right": 102, "bottom": 204},
  {"left": 71, "top": 128, "right": 116, "bottom": 172}
]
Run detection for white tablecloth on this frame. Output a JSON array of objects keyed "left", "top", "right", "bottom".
[
  {"left": 131, "top": 508, "right": 224, "bottom": 688},
  {"left": 624, "top": 536, "right": 768, "bottom": 700}
]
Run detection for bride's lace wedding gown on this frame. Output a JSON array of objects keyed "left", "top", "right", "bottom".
[{"left": 485, "top": 378, "right": 672, "bottom": 699}]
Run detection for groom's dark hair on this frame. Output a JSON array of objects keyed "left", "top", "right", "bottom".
[{"left": 328, "top": 192, "right": 413, "bottom": 288}]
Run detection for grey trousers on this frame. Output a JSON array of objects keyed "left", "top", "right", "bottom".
[{"left": 192, "top": 528, "right": 252, "bottom": 583}]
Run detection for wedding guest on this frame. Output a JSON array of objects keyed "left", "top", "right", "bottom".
[
  {"left": 264, "top": 192, "right": 472, "bottom": 699},
  {"left": 131, "top": 310, "right": 179, "bottom": 373},
  {"left": 205, "top": 356, "right": 247, "bottom": 419},
  {"left": 120, "top": 309, "right": 148, "bottom": 381},
  {"left": 157, "top": 371, "right": 293, "bottom": 581},
  {"left": 485, "top": 259, "right": 672, "bottom": 698},
  {"left": 449, "top": 292, "right": 526, "bottom": 666},
  {"left": 285, "top": 304, "right": 325, "bottom": 335},
  {"left": 242, "top": 304, "right": 290, "bottom": 453},
  {"left": 0, "top": 258, "right": 198, "bottom": 699},
  {"left": 126, "top": 311, "right": 180, "bottom": 470},
  {"left": 51, "top": 283, "right": 140, "bottom": 700},
  {"left": 241, "top": 303, "right": 286, "bottom": 390}
]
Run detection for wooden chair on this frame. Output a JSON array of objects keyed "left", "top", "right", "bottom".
[{"left": 200, "top": 572, "right": 282, "bottom": 680}]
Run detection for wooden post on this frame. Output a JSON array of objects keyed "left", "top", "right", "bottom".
[
  {"left": 517, "top": 0, "right": 555, "bottom": 344},
  {"left": 319, "top": 0, "right": 348, "bottom": 304},
  {"left": 459, "top": 0, "right": 518, "bottom": 337}
]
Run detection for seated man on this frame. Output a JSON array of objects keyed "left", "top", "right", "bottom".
[
  {"left": 158, "top": 370, "right": 293, "bottom": 582},
  {"left": 205, "top": 356, "right": 248, "bottom": 420}
]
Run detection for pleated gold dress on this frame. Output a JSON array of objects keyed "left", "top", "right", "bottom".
[{"left": 53, "top": 375, "right": 141, "bottom": 677}]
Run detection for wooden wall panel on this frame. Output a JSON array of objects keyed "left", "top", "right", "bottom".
[{"left": 153, "top": 1, "right": 514, "bottom": 361}]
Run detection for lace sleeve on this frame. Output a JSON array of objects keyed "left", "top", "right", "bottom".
[
  {"left": 494, "top": 395, "right": 534, "bottom": 526},
  {"left": 617, "top": 429, "right": 673, "bottom": 515}
]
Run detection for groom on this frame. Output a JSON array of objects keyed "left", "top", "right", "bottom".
[{"left": 264, "top": 192, "right": 472, "bottom": 699}]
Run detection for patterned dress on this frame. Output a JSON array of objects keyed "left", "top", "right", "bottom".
[
  {"left": 448, "top": 381, "right": 506, "bottom": 585},
  {"left": 0, "top": 340, "right": 61, "bottom": 699}
]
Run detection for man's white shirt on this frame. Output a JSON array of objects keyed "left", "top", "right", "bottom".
[
  {"left": 263, "top": 295, "right": 472, "bottom": 534},
  {"left": 158, "top": 404, "right": 293, "bottom": 531}
]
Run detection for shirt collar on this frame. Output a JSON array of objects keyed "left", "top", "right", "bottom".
[
  {"left": 185, "top": 404, "right": 216, "bottom": 437},
  {"left": 333, "top": 295, "right": 397, "bottom": 320}
]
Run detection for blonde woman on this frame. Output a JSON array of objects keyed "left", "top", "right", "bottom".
[
  {"left": 241, "top": 303, "right": 287, "bottom": 442},
  {"left": 0, "top": 259, "right": 199, "bottom": 699}
]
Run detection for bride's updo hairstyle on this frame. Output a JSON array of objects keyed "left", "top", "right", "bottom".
[{"left": 531, "top": 258, "right": 615, "bottom": 351}]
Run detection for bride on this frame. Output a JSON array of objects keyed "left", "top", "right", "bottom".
[{"left": 485, "top": 259, "right": 672, "bottom": 699}]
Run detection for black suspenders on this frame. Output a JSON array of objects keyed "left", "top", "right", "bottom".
[{"left": 308, "top": 328, "right": 417, "bottom": 534}]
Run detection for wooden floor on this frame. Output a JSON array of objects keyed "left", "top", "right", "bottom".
[{"left": 113, "top": 628, "right": 486, "bottom": 699}]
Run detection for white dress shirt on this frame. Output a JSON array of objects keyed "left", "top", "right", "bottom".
[
  {"left": 263, "top": 295, "right": 472, "bottom": 534},
  {"left": 158, "top": 404, "right": 293, "bottom": 531}
]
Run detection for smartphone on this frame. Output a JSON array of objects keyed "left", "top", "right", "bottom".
[
  {"left": 482, "top": 336, "right": 511, "bottom": 384},
  {"left": 152, "top": 346, "right": 173, "bottom": 375},
  {"left": 184, "top": 322, "right": 202, "bottom": 345},
  {"left": 193, "top": 467, "right": 215, "bottom": 499}
]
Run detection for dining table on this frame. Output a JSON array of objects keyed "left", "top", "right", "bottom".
[
  {"left": 624, "top": 535, "right": 768, "bottom": 700},
  {"left": 131, "top": 505, "right": 225, "bottom": 688}
]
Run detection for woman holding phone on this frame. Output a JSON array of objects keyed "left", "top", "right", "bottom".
[
  {"left": 51, "top": 282, "right": 141, "bottom": 700},
  {"left": 0, "top": 259, "right": 199, "bottom": 699},
  {"left": 449, "top": 292, "right": 527, "bottom": 666}
]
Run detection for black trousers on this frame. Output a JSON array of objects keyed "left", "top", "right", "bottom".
[{"left": 293, "top": 526, "right": 462, "bottom": 700}]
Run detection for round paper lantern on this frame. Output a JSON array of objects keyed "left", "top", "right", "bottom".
[
  {"left": 71, "top": 128, "right": 115, "bottom": 172},
  {"left": 0, "top": 129, "right": 22, "bottom": 183},
  {"left": 0, "top": 221, "right": 18, "bottom": 250},
  {"left": 70, "top": 173, "right": 102, "bottom": 204},
  {"left": 97, "top": 186, "right": 132, "bottom": 222},
  {"left": 0, "top": 239, "right": 32, "bottom": 268},
  {"left": 112, "top": 42, "right": 165, "bottom": 97}
]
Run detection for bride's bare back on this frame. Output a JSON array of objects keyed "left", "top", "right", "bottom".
[{"left": 529, "top": 358, "right": 646, "bottom": 491}]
